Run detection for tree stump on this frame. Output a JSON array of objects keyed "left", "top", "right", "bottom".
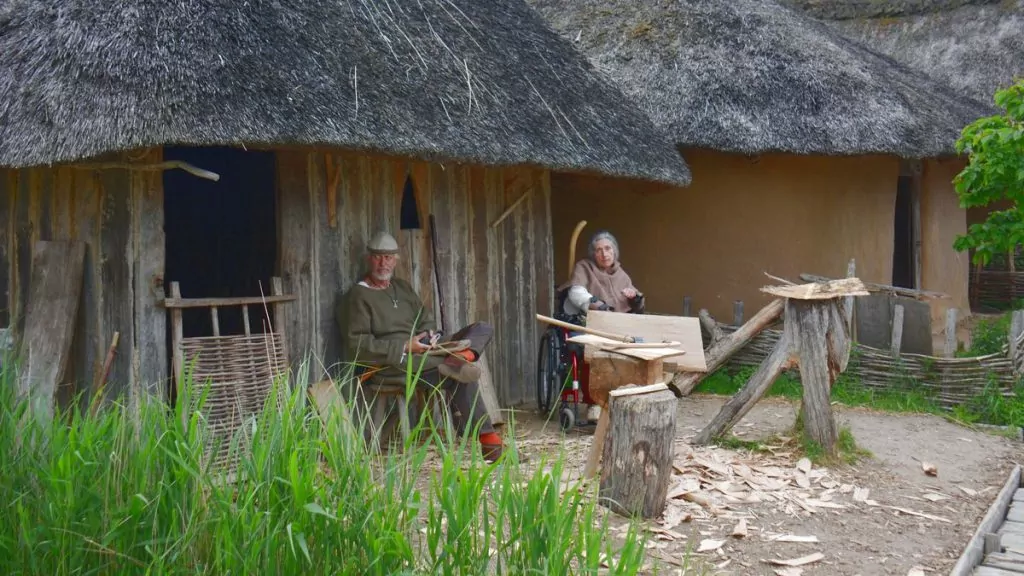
[{"left": 599, "top": 386, "right": 677, "bottom": 519}]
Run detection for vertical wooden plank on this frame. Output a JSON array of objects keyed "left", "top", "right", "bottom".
[
  {"left": 468, "top": 166, "right": 489, "bottom": 325},
  {"left": 132, "top": 148, "right": 168, "bottom": 400},
  {"left": 277, "top": 150, "right": 314, "bottom": 378},
  {"left": 344, "top": 153, "right": 367, "bottom": 288},
  {"left": 313, "top": 151, "right": 344, "bottom": 370},
  {"left": 72, "top": 170, "right": 103, "bottom": 407},
  {"left": 0, "top": 170, "right": 11, "bottom": 328},
  {"left": 488, "top": 167, "right": 509, "bottom": 405},
  {"left": 411, "top": 162, "right": 433, "bottom": 300},
  {"left": 449, "top": 164, "right": 470, "bottom": 330},
  {"left": 430, "top": 162, "right": 455, "bottom": 334},
  {"left": 97, "top": 163, "right": 134, "bottom": 403},
  {"left": 34, "top": 169, "right": 53, "bottom": 242},
  {"left": 944, "top": 308, "right": 959, "bottom": 357},
  {"left": 499, "top": 168, "right": 521, "bottom": 405},
  {"left": 13, "top": 170, "right": 31, "bottom": 339}
]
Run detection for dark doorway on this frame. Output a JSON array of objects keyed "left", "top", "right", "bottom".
[
  {"left": 892, "top": 174, "right": 916, "bottom": 289},
  {"left": 163, "top": 146, "right": 278, "bottom": 340}
]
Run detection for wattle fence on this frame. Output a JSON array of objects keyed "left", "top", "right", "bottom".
[{"left": 713, "top": 311, "right": 1024, "bottom": 409}]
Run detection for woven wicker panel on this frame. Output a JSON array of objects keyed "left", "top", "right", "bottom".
[{"left": 181, "top": 332, "right": 289, "bottom": 473}]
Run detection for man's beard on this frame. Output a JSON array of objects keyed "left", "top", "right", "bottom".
[{"left": 371, "top": 270, "right": 394, "bottom": 282}]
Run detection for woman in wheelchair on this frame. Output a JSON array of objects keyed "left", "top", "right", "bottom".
[
  {"left": 539, "top": 230, "right": 644, "bottom": 428},
  {"left": 559, "top": 230, "right": 644, "bottom": 319}
]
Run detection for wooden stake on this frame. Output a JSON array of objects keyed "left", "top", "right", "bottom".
[
  {"left": 692, "top": 327, "right": 795, "bottom": 445},
  {"left": 945, "top": 308, "right": 959, "bottom": 358},
  {"left": 567, "top": 220, "right": 587, "bottom": 278},
  {"left": 733, "top": 301, "right": 744, "bottom": 326},
  {"left": 890, "top": 304, "right": 904, "bottom": 357},
  {"left": 536, "top": 313, "right": 636, "bottom": 343},
  {"left": 71, "top": 160, "right": 220, "bottom": 181},
  {"left": 90, "top": 331, "right": 120, "bottom": 416}
]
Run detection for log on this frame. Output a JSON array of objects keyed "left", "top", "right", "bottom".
[
  {"left": 698, "top": 309, "right": 724, "bottom": 344},
  {"left": 791, "top": 299, "right": 841, "bottom": 456},
  {"left": 599, "top": 388, "right": 678, "bottom": 519},
  {"left": 692, "top": 327, "right": 795, "bottom": 445},
  {"left": 890, "top": 304, "right": 905, "bottom": 357},
  {"left": 672, "top": 299, "right": 784, "bottom": 396}
]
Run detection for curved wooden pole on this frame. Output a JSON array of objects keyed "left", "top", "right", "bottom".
[{"left": 568, "top": 220, "right": 587, "bottom": 278}]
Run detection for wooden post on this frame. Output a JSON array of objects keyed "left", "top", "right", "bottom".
[
  {"left": 1010, "top": 310, "right": 1024, "bottom": 378},
  {"left": 945, "top": 308, "right": 959, "bottom": 358},
  {"left": 599, "top": 385, "right": 677, "bottom": 519},
  {"left": 790, "top": 299, "right": 843, "bottom": 456},
  {"left": 692, "top": 327, "right": 795, "bottom": 445},
  {"left": 845, "top": 259, "right": 857, "bottom": 339},
  {"left": 890, "top": 304, "right": 904, "bottom": 357},
  {"left": 683, "top": 296, "right": 692, "bottom": 317},
  {"left": 674, "top": 300, "right": 784, "bottom": 396},
  {"left": 733, "top": 301, "right": 744, "bottom": 326},
  {"left": 694, "top": 278, "right": 865, "bottom": 449}
]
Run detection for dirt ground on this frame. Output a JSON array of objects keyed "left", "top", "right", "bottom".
[{"left": 507, "top": 394, "right": 1024, "bottom": 576}]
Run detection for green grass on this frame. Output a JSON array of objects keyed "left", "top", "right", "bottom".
[{"left": 0, "top": 354, "right": 656, "bottom": 575}]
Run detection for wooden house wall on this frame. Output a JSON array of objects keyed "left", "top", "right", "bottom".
[
  {"left": 0, "top": 150, "right": 167, "bottom": 408},
  {"left": 276, "top": 150, "right": 553, "bottom": 406}
]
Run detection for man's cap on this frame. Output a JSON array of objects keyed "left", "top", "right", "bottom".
[{"left": 367, "top": 231, "right": 399, "bottom": 255}]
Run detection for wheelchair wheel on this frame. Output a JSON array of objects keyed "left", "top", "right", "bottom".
[
  {"left": 559, "top": 407, "right": 575, "bottom": 431},
  {"left": 536, "top": 329, "right": 561, "bottom": 414}
]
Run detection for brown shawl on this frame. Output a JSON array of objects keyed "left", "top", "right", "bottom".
[{"left": 560, "top": 259, "right": 637, "bottom": 313}]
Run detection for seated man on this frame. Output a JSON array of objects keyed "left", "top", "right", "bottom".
[{"left": 341, "top": 231, "right": 504, "bottom": 462}]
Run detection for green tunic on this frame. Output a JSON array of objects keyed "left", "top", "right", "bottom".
[{"left": 341, "top": 278, "right": 441, "bottom": 376}]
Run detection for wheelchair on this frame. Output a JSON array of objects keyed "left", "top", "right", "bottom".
[{"left": 536, "top": 287, "right": 596, "bottom": 431}]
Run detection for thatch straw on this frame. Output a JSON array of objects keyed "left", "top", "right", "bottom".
[
  {"left": 527, "top": 0, "right": 991, "bottom": 157},
  {"left": 0, "top": 0, "right": 691, "bottom": 185},
  {"left": 785, "top": 0, "right": 1024, "bottom": 107}
]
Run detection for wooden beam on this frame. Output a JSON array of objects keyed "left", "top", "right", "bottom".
[
  {"left": 890, "top": 304, "right": 904, "bottom": 357},
  {"left": 162, "top": 294, "right": 297, "bottom": 309},
  {"left": 71, "top": 160, "right": 220, "bottom": 181}
]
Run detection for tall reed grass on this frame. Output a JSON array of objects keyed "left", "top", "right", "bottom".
[{"left": 0, "top": 355, "right": 650, "bottom": 574}]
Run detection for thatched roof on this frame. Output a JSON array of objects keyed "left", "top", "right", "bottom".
[
  {"left": 0, "top": 0, "right": 691, "bottom": 185},
  {"left": 526, "top": 0, "right": 990, "bottom": 157},
  {"left": 782, "top": 0, "right": 1024, "bottom": 106}
]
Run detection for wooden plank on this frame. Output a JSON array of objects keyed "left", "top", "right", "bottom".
[
  {"left": 761, "top": 277, "right": 870, "bottom": 300},
  {"left": 97, "top": 165, "right": 134, "bottom": 402},
  {"left": 1012, "top": 489, "right": 1024, "bottom": 502},
  {"left": 131, "top": 147, "right": 166, "bottom": 399},
  {"left": 890, "top": 303, "right": 904, "bottom": 357},
  {"left": 974, "top": 561, "right": 1024, "bottom": 569},
  {"left": 12, "top": 170, "right": 30, "bottom": 339},
  {"left": 0, "top": 170, "right": 11, "bottom": 328},
  {"left": 163, "top": 294, "right": 297, "bottom": 309},
  {"left": 950, "top": 464, "right": 1022, "bottom": 576},
  {"left": 1005, "top": 532, "right": 1024, "bottom": 554},
  {"left": 1008, "top": 505, "right": 1024, "bottom": 524},
  {"left": 16, "top": 241, "right": 86, "bottom": 420},
  {"left": 798, "top": 272, "right": 948, "bottom": 300},
  {"left": 312, "top": 152, "right": 341, "bottom": 367},
  {"left": 72, "top": 171, "right": 101, "bottom": 408},
  {"left": 276, "top": 150, "right": 314, "bottom": 377},
  {"left": 584, "top": 310, "right": 707, "bottom": 372},
  {"left": 999, "top": 521, "right": 1024, "bottom": 535}
]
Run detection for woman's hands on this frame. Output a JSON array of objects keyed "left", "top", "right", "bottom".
[{"left": 621, "top": 287, "right": 637, "bottom": 300}]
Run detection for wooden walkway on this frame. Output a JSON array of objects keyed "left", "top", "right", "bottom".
[
  {"left": 951, "top": 465, "right": 1024, "bottom": 575},
  {"left": 976, "top": 487, "right": 1024, "bottom": 575}
]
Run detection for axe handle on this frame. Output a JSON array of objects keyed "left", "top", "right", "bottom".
[{"left": 536, "top": 313, "right": 636, "bottom": 343}]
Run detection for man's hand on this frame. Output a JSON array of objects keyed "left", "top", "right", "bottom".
[
  {"left": 407, "top": 332, "right": 432, "bottom": 354},
  {"left": 622, "top": 287, "right": 637, "bottom": 299}
]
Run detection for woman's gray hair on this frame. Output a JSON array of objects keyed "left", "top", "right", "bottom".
[{"left": 588, "top": 230, "right": 619, "bottom": 261}]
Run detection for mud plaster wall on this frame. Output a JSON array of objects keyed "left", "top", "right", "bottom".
[
  {"left": 550, "top": 149, "right": 900, "bottom": 323},
  {"left": 920, "top": 157, "right": 970, "bottom": 328}
]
